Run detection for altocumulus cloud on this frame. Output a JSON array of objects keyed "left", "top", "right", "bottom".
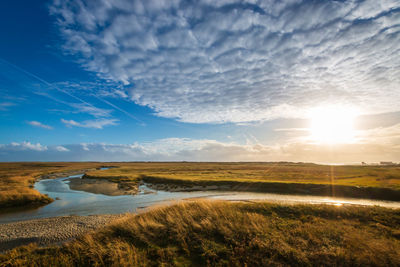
[{"left": 50, "top": 0, "right": 400, "bottom": 123}]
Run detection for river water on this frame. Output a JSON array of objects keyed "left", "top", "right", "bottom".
[{"left": 1, "top": 172, "right": 399, "bottom": 224}]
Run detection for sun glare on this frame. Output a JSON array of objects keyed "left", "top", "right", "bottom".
[{"left": 308, "top": 106, "right": 358, "bottom": 144}]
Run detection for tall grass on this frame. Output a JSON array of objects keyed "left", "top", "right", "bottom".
[{"left": 2, "top": 201, "right": 400, "bottom": 266}]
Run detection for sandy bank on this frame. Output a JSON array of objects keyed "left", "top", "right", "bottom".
[
  {"left": 68, "top": 177, "right": 137, "bottom": 196},
  {"left": 0, "top": 214, "right": 122, "bottom": 252}
]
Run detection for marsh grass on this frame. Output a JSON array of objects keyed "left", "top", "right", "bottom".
[
  {"left": 84, "top": 162, "right": 400, "bottom": 189},
  {"left": 83, "top": 162, "right": 400, "bottom": 201},
  {"left": 1, "top": 200, "right": 400, "bottom": 266},
  {"left": 2, "top": 162, "right": 400, "bottom": 210},
  {"left": 0, "top": 162, "right": 112, "bottom": 210}
]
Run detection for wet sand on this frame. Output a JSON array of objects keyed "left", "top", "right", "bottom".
[
  {"left": 68, "top": 177, "right": 137, "bottom": 196},
  {"left": 0, "top": 214, "right": 123, "bottom": 252}
]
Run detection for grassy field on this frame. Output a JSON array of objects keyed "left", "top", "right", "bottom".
[
  {"left": 83, "top": 162, "right": 400, "bottom": 200},
  {"left": 1, "top": 200, "right": 400, "bottom": 266},
  {"left": 85, "top": 162, "right": 400, "bottom": 189},
  {"left": 0, "top": 162, "right": 113, "bottom": 210},
  {"left": 1, "top": 162, "right": 400, "bottom": 210}
]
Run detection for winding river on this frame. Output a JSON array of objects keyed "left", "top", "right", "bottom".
[{"left": 1, "top": 171, "right": 400, "bottom": 224}]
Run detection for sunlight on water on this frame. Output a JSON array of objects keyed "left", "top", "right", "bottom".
[{"left": 0, "top": 172, "right": 399, "bottom": 224}]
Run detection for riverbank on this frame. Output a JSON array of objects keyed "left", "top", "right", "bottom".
[
  {"left": 2, "top": 162, "right": 400, "bottom": 215},
  {"left": 68, "top": 177, "right": 138, "bottom": 196},
  {"left": 0, "top": 162, "right": 117, "bottom": 211},
  {"left": 143, "top": 176, "right": 400, "bottom": 201},
  {"left": 0, "top": 214, "right": 123, "bottom": 252},
  {"left": 82, "top": 162, "right": 400, "bottom": 201},
  {"left": 84, "top": 162, "right": 400, "bottom": 189},
  {"left": 1, "top": 201, "right": 400, "bottom": 266}
]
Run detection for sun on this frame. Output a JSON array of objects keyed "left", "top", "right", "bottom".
[{"left": 308, "top": 105, "right": 358, "bottom": 144}]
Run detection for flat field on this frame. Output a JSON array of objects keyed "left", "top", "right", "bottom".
[
  {"left": 85, "top": 162, "right": 400, "bottom": 189},
  {"left": 1, "top": 162, "right": 400, "bottom": 210}
]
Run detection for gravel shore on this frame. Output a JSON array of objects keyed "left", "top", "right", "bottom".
[{"left": 0, "top": 214, "right": 123, "bottom": 252}]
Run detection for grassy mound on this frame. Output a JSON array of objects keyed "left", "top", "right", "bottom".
[{"left": 2, "top": 201, "right": 400, "bottom": 266}]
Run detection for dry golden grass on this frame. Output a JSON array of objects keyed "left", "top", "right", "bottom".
[
  {"left": 85, "top": 162, "right": 400, "bottom": 189},
  {"left": 1, "top": 200, "right": 400, "bottom": 266},
  {"left": 82, "top": 162, "right": 400, "bottom": 201},
  {"left": 2, "top": 162, "right": 400, "bottom": 210},
  {"left": 0, "top": 162, "right": 117, "bottom": 209}
]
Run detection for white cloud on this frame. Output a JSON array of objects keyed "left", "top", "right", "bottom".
[
  {"left": 55, "top": 145, "right": 70, "bottom": 152},
  {"left": 50, "top": 0, "right": 400, "bottom": 123},
  {"left": 61, "top": 118, "right": 118, "bottom": 129},
  {"left": 356, "top": 123, "right": 400, "bottom": 145},
  {"left": 6, "top": 141, "right": 48, "bottom": 151},
  {"left": 1, "top": 122, "right": 400, "bottom": 162},
  {"left": 27, "top": 121, "right": 53, "bottom": 130},
  {"left": 81, "top": 143, "right": 90, "bottom": 151},
  {"left": 69, "top": 103, "right": 112, "bottom": 117},
  {"left": 38, "top": 90, "right": 113, "bottom": 118},
  {"left": 53, "top": 81, "right": 129, "bottom": 99}
]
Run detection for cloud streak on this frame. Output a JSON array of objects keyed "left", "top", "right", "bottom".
[
  {"left": 0, "top": 102, "right": 16, "bottom": 111},
  {"left": 61, "top": 118, "right": 119, "bottom": 129},
  {"left": 50, "top": 0, "right": 400, "bottom": 123},
  {"left": 27, "top": 121, "right": 53, "bottom": 130},
  {"left": 0, "top": 58, "right": 124, "bottom": 129},
  {"left": 69, "top": 102, "right": 112, "bottom": 117}
]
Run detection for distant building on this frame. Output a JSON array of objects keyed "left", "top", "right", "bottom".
[
  {"left": 361, "top": 162, "right": 367, "bottom": 165},
  {"left": 380, "top": 161, "right": 394, "bottom": 165}
]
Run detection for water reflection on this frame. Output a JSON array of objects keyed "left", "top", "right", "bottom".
[{"left": 1, "top": 173, "right": 399, "bottom": 224}]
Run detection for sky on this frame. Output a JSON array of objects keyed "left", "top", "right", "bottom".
[{"left": 0, "top": 0, "right": 399, "bottom": 163}]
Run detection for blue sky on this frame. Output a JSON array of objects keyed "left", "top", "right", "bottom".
[{"left": 0, "top": 0, "right": 399, "bottom": 163}]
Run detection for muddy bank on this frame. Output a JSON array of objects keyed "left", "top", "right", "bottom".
[
  {"left": 71, "top": 173, "right": 400, "bottom": 201},
  {"left": 0, "top": 214, "right": 123, "bottom": 252},
  {"left": 142, "top": 176, "right": 400, "bottom": 201},
  {"left": 68, "top": 177, "right": 138, "bottom": 196},
  {"left": 0, "top": 198, "right": 53, "bottom": 214}
]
